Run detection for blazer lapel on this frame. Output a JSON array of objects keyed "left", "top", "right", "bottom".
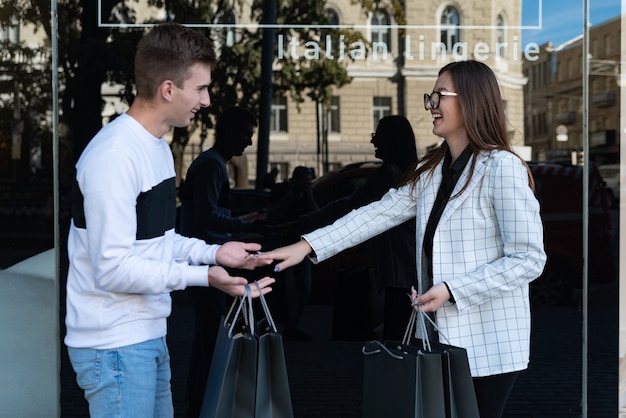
[{"left": 437, "top": 152, "right": 489, "bottom": 226}]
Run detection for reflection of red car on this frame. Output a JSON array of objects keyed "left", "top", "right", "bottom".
[
  {"left": 528, "top": 161, "right": 617, "bottom": 305},
  {"left": 307, "top": 162, "right": 382, "bottom": 305},
  {"left": 310, "top": 161, "right": 617, "bottom": 306},
  {"left": 311, "top": 162, "right": 382, "bottom": 207}
]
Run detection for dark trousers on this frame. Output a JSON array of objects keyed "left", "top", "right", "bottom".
[
  {"left": 185, "top": 286, "right": 227, "bottom": 417},
  {"left": 473, "top": 371, "right": 519, "bottom": 418}
]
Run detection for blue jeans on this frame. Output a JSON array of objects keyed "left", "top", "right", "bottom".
[{"left": 68, "top": 337, "right": 174, "bottom": 418}]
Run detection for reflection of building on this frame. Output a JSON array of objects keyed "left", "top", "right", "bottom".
[
  {"left": 523, "top": 16, "right": 621, "bottom": 164},
  {"left": 4, "top": 1, "right": 528, "bottom": 186},
  {"left": 254, "top": 0, "right": 527, "bottom": 180}
]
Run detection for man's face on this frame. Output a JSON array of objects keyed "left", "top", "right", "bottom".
[
  {"left": 170, "top": 62, "right": 212, "bottom": 128},
  {"left": 229, "top": 123, "right": 255, "bottom": 157}
]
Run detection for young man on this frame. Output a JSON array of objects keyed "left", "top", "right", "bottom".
[{"left": 65, "top": 22, "right": 274, "bottom": 418}]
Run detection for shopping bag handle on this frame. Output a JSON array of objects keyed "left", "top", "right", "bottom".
[
  {"left": 361, "top": 340, "right": 404, "bottom": 360},
  {"left": 225, "top": 284, "right": 255, "bottom": 338},
  {"left": 401, "top": 306, "right": 452, "bottom": 349},
  {"left": 253, "top": 280, "right": 278, "bottom": 333}
]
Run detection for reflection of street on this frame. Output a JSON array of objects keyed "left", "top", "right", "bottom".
[
  {"left": 508, "top": 283, "right": 618, "bottom": 416},
  {"left": 56, "top": 266, "right": 618, "bottom": 417},
  {"left": 55, "top": 209, "right": 624, "bottom": 416}
]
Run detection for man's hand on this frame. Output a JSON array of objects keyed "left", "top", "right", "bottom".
[
  {"left": 207, "top": 265, "right": 275, "bottom": 297},
  {"left": 215, "top": 241, "right": 273, "bottom": 270},
  {"left": 257, "top": 239, "right": 312, "bottom": 272}
]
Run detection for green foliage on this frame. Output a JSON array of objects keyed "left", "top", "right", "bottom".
[
  {"left": 146, "top": 0, "right": 367, "bottom": 121},
  {"left": 352, "top": 0, "right": 406, "bottom": 26},
  {"left": 0, "top": 0, "right": 369, "bottom": 174}
]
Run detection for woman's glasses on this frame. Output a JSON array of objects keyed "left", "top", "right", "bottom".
[{"left": 423, "top": 91, "right": 458, "bottom": 110}]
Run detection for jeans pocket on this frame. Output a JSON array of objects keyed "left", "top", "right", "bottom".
[{"left": 67, "top": 347, "right": 102, "bottom": 390}]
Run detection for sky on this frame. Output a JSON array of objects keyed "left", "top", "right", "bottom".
[{"left": 521, "top": 0, "right": 622, "bottom": 46}]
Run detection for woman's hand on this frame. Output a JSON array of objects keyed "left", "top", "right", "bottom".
[
  {"left": 257, "top": 239, "right": 313, "bottom": 272},
  {"left": 409, "top": 283, "right": 451, "bottom": 312},
  {"left": 215, "top": 241, "right": 273, "bottom": 270},
  {"left": 207, "top": 265, "right": 275, "bottom": 297}
]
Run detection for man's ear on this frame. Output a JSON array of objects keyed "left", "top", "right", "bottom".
[{"left": 159, "top": 80, "right": 175, "bottom": 102}]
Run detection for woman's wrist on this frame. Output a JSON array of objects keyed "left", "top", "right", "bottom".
[
  {"left": 299, "top": 239, "right": 315, "bottom": 257},
  {"left": 443, "top": 282, "right": 456, "bottom": 304}
]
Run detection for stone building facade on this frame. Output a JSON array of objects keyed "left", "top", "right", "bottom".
[
  {"left": 182, "top": 0, "right": 529, "bottom": 185},
  {"left": 523, "top": 16, "right": 621, "bottom": 164}
]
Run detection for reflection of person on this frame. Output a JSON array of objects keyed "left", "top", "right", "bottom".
[
  {"left": 179, "top": 106, "right": 260, "bottom": 243},
  {"left": 64, "top": 22, "right": 274, "bottom": 418},
  {"left": 281, "top": 116, "right": 419, "bottom": 341},
  {"left": 262, "top": 60, "right": 546, "bottom": 418},
  {"left": 178, "top": 106, "right": 262, "bottom": 416}
]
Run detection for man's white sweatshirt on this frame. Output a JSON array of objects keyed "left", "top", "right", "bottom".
[{"left": 65, "top": 114, "right": 216, "bottom": 349}]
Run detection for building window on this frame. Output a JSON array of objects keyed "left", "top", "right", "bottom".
[
  {"left": 440, "top": 6, "right": 460, "bottom": 50},
  {"left": 371, "top": 10, "right": 391, "bottom": 54},
  {"left": 324, "top": 8, "right": 341, "bottom": 51},
  {"left": 604, "top": 34, "right": 611, "bottom": 55},
  {"left": 591, "top": 39, "right": 598, "bottom": 57},
  {"left": 327, "top": 162, "right": 342, "bottom": 172},
  {"left": 214, "top": 10, "right": 236, "bottom": 51},
  {"left": 325, "top": 7, "right": 340, "bottom": 26},
  {"left": 271, "top": 96, "right": 288, "bottom": 132},
  {"left": 496, "top": 14, "right": 506, "bottom": 59},
  {"left": 328, "top": 96, "right": 340, "bottom": 133},
  {"left": 373, "top": 97, "right": 392, "bottom": 128},
  {"left": 567, "top": 59, "right": 574, "bottom": 79},
  {"left": 0, "top": 15, "right": 20, "bottom": 44},
  {"left": 269, "top": 162, "right": 290, "bottom": 184}
]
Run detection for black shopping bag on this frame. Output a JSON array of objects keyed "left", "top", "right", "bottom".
[
  {"left": 201, "top": 283, "right": 294, "bottom": 418},
  {"left": 255, "top": 290, "right": 294, "bottom": 418},
  {"left": 362, "top": 339, "right": 446, "bottom": 418},
  {"left": 362, "top": 308, "right": 479, "bottom": 418},
  {"left": 200, "top": 287, "right": 257, "bottom": 418}
]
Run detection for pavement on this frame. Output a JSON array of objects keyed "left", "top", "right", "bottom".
[{"left": 57, "top": 279, "right": 619, "bottom": 417}]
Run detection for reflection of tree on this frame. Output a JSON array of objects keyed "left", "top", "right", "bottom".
[
  {"left": 0, "top": 3, "right": 53, "bottom": 180},
  {"left": 1, "top": 0, "right": 369, "bottom": 181},
  {"left": 171, "top": 127, "right": 189, "bottom": 190}
]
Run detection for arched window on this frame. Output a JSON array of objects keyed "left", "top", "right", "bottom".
[
  {"left": 371, "top": 10, "right": 391, "bottom": 50},
  {"left": 440, "top": 6, "right": 460, "bottom": 50},
  {"left": 496, "top": 14, "right": 506, "bottom": 59},
  {"left": 325, "top": 8, "right": 340, "bottom": 27}
]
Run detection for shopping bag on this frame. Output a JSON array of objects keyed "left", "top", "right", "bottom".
[
  {"left": 255, "top": 284, "right": 294, "bottom": 418},
  {"left": 200, "top": 286, "right": 257, "bottom": 418},
  {"left": 200, "top": 283, "right": 294, "bottom": 418},
  {"left": 362, "top": 339, "right": 446, "bottom": 418},
  {"left": 362, "top": 308, "right": 479, "bottom": 418},
  {"left": 440, "top": 342, "right": 479, "bottom": 418}
]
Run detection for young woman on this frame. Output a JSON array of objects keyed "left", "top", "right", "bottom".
[{"left": 261, "top": 60, "right": 546, "bottom": 418}]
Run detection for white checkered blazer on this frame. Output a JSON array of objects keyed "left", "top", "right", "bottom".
[{"left": 304, "top": 150, "right": 547, "bottom": 377}]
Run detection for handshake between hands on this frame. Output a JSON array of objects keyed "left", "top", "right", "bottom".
[
  {"left": 210, "top": 239, "right": 313, "bottom": 299},
  {"left": 215, "top": 240, "right": 446, "bottom": 312}
]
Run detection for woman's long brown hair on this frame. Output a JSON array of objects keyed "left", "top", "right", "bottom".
[{"left": 401, "top": 60, "right": 534, "bottom": 194}]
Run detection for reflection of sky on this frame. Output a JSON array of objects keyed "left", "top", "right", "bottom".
[{"left": 522, "top": 0, "right": 621, "bottom": 46}]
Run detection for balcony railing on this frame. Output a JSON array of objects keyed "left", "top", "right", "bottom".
[
  {"left": 591, "top": 92, "right": 616, "bottom": 108},
  {"left": 555, "top": 111, "right": 576, "bottom": 125}
]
